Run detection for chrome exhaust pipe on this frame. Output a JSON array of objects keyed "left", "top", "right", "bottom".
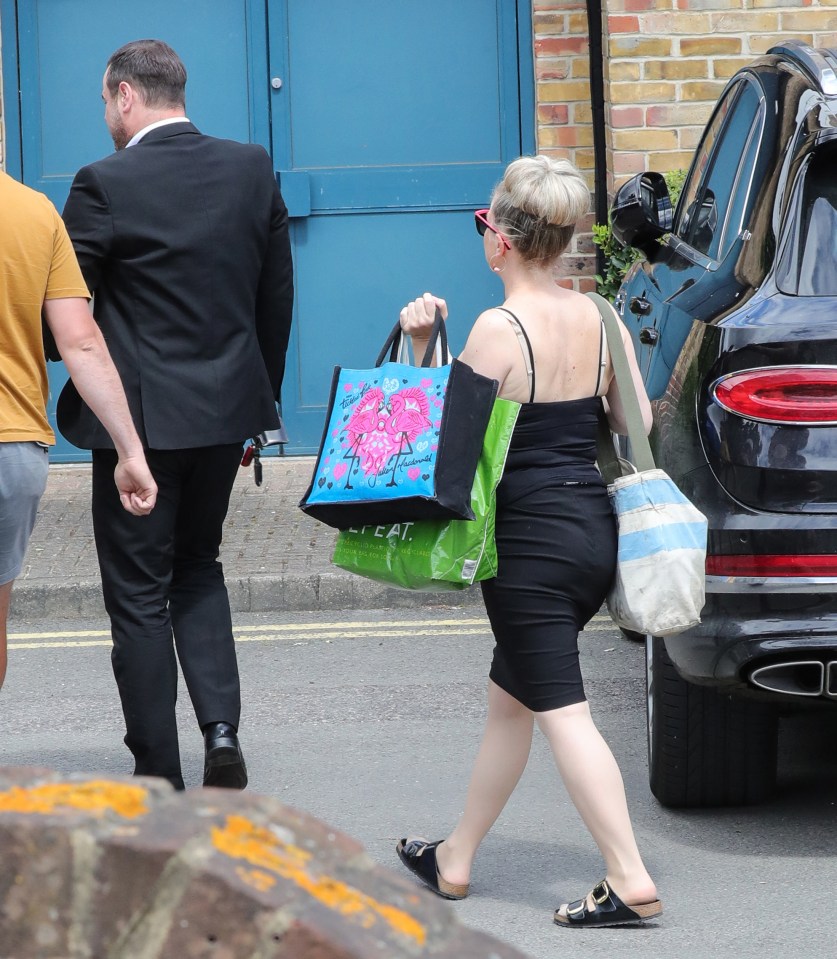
[
  {"left": 827, "top": 662, "right": 837, "bottom": 700},
  {"left": 749, "top": 660, "right": 825, "bottom": 697}
]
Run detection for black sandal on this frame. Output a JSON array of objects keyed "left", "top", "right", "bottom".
[
  {"left": 554, "top": 879, "right": 662, "bottom": 928},
  {"left": 395, "top": 838, "right": 469, "bottom": 900}
]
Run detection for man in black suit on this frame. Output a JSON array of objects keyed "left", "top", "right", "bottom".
[{"left": 60, "top": 39, "right": 293, "bottom": 792}]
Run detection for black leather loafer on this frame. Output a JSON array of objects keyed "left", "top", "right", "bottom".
[{"left": 203, "top": 721, "right": 248, "bottom": 790}]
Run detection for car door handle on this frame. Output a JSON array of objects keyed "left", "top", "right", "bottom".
[
  {"left": 639, "top": 327, "right": 659, "bottom": 346},
  {"left": 629, "top": 296, "right": 653, "bottom": 316}
]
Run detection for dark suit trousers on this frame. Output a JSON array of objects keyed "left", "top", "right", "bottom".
[{"left": 91, "top": 444, "right": 243, "bottom": 788}]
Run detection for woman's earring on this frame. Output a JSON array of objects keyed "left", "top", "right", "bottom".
[{"left": 490, "top": 255, "right": 505, "bottom": 274}]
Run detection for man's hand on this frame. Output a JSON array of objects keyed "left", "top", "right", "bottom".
[{"left": 114, "top": 455, "right": 157, "bottom": 516}]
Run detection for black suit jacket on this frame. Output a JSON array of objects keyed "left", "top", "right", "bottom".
[{"left": 59, "top": 122, "right": 293, "bottom": 450}]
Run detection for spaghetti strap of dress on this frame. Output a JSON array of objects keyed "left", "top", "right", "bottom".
[{"left": 495, "top": 307, "right": 535, "bottom": 403}]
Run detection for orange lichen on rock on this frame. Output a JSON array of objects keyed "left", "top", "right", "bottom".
[
  {"left": 0, "top": 781, "right": 149, "bottom": 819},
  {"left": 212, "top": 815, "right": 426, "bottom": 947},
  {"left": 235, "top": 866, "right": 278, "bottom": 892}
]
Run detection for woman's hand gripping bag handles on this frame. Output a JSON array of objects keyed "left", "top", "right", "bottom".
[
  {"left": 588, "top": 292, "right": 707, "bottom": 637},
  {"left": 330, "top": 396, "right": 520, "bottom": 590},
  {"left": 299, "top": 312, "right": 499, "bottom": 530}
]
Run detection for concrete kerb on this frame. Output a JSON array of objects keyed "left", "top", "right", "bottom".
[
  {"left": 239, "top": 571, "right": 483, "bottom": 616},
  {"left": 10, "top": 573, "right": 484, "bottom": 623},
  {"left": 10, "top": 582, "right": 108, "bottom": 622}
]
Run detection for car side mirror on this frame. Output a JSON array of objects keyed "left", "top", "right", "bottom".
[{"left": 610, "top": 172, "right": 674, "bottom": 257}]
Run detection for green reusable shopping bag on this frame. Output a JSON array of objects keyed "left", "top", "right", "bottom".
[{"left": 331, "top": 397, "right": 520, "bottom": 591}]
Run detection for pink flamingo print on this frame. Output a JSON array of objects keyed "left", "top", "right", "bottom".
[
  {"left": 343, "top": 388, "right": 388, "bottom": 487},
  {"left": 340, "top": 385, "right": 433, "bottom": 488},
  {"left": 384, "top": 388, "right": 432, "bottom": 486},
  {"left": 388, "top": 388, "right": 431, "bottom": 440}
]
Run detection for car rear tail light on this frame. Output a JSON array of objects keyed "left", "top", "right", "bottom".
[
  {"left": 707, "top": 554, "right": 837, "bottom": 576},
  {"left": 711, "top": 366, "right": 837, "bottom": 425}
]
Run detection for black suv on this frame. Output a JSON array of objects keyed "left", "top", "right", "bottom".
[{"left": 609, "top": 40, "right": 837, "bottom": 808}]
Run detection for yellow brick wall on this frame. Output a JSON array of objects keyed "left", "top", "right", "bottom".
[
  {"left": 534, "top": 0, "right": 837, "bottom": 286},
  {"left": 534, "top": 0, "right": 599, "bottom": 290},
  {"left": 604, "top": 1, "right": 837, "bottom": 192}
]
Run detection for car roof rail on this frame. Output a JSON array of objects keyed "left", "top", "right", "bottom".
[{"left": 768, "top": 39, "right": 837, "bottom": 96}]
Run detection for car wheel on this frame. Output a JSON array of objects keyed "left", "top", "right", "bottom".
[{"left": 645, "top": 636, "right": 778, "bottom": 808}]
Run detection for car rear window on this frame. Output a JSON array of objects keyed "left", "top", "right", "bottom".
[{"left": 777, "top": 145, "right": 837, "bottom": 295}]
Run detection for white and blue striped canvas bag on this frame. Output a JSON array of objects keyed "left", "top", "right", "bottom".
[{"left": 607, "top": 467, "right": 708, "bottom": 637}]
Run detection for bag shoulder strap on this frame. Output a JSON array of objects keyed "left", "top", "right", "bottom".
[
  {"left": 586, "top": 291, "right": 655, "bottom": 473},
  {"left": 594, "top": 318, "right": 609, "bottom": 397},
  {"left": 495, "top": 307, "right": 535, "bottom": 403}
]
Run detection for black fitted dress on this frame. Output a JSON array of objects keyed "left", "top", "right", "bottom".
[{"left": 480, "top": 397, "right": 618, "bottom": 712}]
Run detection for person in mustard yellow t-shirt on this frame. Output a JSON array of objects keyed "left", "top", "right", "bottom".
[{"left": 0, "top": 170, "right": 158, "bottom": 693}]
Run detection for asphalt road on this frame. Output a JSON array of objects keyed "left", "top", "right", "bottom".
[{"left": 3, "top": 606, "right": 836, "bottom": 959}]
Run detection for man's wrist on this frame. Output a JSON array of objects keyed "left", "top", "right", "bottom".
[{"left": 114, "top": 441, "right": 146, "bottom": 461}]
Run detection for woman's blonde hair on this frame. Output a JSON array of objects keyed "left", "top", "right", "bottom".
[{"left": 491, "top": 155, "right": 590, "bottom": 265}]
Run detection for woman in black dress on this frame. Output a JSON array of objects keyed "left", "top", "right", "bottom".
[{"left": 395, "top": 155, "right": 661, "bottom": 929}]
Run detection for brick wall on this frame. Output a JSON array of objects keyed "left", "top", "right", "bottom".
[
  {"left": 534, "top": 0, "right": 837, "bottom": 287},
  {"left": 535, "top": 0, "right": 599, "bottom": 290}
]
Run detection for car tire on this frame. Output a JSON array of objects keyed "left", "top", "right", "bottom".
[{"left": 646, "top": 636, "right": 778, "bottom": 808}]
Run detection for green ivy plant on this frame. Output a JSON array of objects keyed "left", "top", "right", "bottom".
[{"left": 593, "top": 170, "right": 687, "bottom": 299}]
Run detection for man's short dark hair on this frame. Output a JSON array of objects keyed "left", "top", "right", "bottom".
[{"left": 106, "top": 39, "right": 186, "bottom": 109}]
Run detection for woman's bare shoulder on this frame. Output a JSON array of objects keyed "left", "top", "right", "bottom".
[
  {"left": 460, "top": 308, "right": 518, "bottom": 372},
  {"left": 465, "top": 306, "right": 521, "bottom": 342},
  {"left": 558, "top": 287, "right": 602, "bottom": 317},
  {"left": 475, "top": 305, "right": 517, "bottom": 325}
]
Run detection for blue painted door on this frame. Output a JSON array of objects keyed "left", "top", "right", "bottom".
[
  {"left": 270, "top": 0, "right": 532, "bottom": 451},
  {"left": 10, "top": 0, "right": 270, "bottom": 461},
  {"left": 5, "top": 0, "right": 532, "bottom": 459}
]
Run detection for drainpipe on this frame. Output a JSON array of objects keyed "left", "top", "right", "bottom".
[{"left": 586, "top": 0, "right": 608, "bottom": 278}]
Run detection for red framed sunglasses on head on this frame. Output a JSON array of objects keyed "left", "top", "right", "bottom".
[{"left": 474, "top": 209, "right": 511, "bottom": 251}]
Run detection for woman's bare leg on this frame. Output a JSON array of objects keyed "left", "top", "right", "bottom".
[
  {"left": 434, "top": 680, "right": 534, "bottom": 885},
  {"left": 536, "top": 700, "right": 657, "bottom": 911}
]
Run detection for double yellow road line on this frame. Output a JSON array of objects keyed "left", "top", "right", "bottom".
[{"left": 8, "top": 615, "right": 615, "bottom": 651}]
